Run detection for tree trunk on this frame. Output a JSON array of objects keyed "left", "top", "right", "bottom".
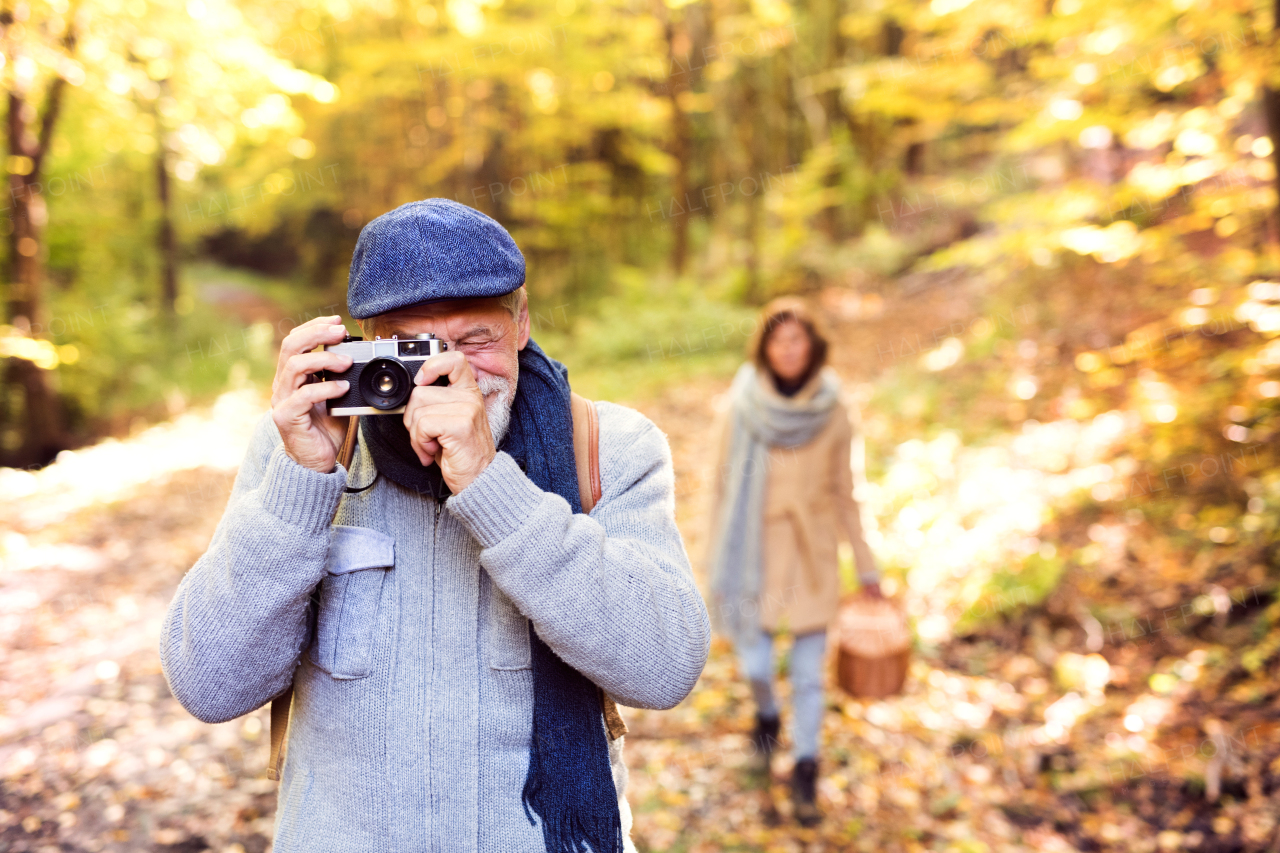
[
  {"left": 662, "top": 8, "right": 692, "bottom": 274},
  {"left": 2, "top": 27, "right": 73, "bottom": 468},
  {"left": 2, "top": 357, "right": 64, "bottom": 466},
  {"left": 818, "top": 0, "right": 844, "bottom": 238},
  {"left": 156, "top": 145, "right": 178, "bottom": 315},
  {"left": 744, "top": 183, "right": 761, "bottom": 301},
  {"left": 1266, "top": 0, "right": 1280, "bottom": 240},
  {"left": 4, "top": 91, "right": 62, "bottom": 467},
  {"left": 8, "top": 93, "right": 45, "bottom": 327},
  {"left": 740, "top": 68, "right": 765, "bottom": 302}
]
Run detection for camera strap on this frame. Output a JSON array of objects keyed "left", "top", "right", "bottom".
[
  {"left": 338, "top": 415, "right": 380, "bottom": 493},
  {"left": 337, "top": 414, "right": 361, "bottom": 471}
]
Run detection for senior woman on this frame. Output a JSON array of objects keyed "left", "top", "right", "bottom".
[{"left": 707, "top": 296, "right": 880, "bottom": 827}]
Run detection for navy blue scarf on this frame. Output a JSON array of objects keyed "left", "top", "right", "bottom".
[{"left": 362, "top": 339, "right": 622, "bottom": 853}]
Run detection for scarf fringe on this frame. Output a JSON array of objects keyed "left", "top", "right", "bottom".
[{"left": 523, "top": 751, "right": 624, "bottom": 853}]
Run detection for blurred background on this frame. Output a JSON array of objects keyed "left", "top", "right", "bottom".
[{"left": 1, "top": 0, "right": 1279, "bottom": 850}]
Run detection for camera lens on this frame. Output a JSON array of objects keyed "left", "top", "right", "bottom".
[{"left": 358, "top": 357, "right": 412, "bottom": 410}]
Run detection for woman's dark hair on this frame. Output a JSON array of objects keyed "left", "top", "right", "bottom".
[{"left": 750, "top": 296, "right": 829, "bottom": 390}]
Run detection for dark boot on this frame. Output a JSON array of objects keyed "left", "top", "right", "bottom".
[
  {"left": 748, "top": 712, "right": 780, "bottom": 775},
  {"left": 791, "top": 757, "right": 821, "bottom": 827}
]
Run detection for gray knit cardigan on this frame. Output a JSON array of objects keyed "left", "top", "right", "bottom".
[{"left": 160, "top": 401, "right": 710, "bottom": 853}]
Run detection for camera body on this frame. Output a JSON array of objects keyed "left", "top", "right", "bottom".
[{"left": 323, "top": 333, "right": 449, "bottom": 416}]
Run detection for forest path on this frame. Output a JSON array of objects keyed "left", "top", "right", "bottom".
[
  {"left": 0, "top": 280, "right": 1256, "bottom": 853},
  {"left": 0, "top": 281, "right": 1047, "bottom": 853}
]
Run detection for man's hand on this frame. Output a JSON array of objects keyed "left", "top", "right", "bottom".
[
  {"left": 270, "top": 315, "right": 353, "bottom": 473},
  {"left": 403, "top": 350, "right": 496, "bottom": 493}
]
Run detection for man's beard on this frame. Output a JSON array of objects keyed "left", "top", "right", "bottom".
[{"left": 478, "top": 369, "right": 516, "bottom": 446}]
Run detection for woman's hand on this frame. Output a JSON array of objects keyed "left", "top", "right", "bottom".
[{"left": 861, "top": 581, "right": 883, "bottom": 599}]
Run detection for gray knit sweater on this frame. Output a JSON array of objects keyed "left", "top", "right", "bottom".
[{"left": 160, "top": 401, "right": 710, "bottom": 853}]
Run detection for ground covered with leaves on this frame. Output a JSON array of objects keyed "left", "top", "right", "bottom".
[{"left": 2, "top": 282, "right": 1279, "bottom": 853}]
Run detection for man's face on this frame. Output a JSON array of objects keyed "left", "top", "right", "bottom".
[{"left": 363, "top": 294, "right": 529, "bottom": 441}]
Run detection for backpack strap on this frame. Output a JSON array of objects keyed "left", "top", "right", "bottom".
[
  {"left": 266, "top": 686, "right": 292, "bottom": 781},
  {"left": 570, "top": 392, "right": 602, "bottom": 513},
  {"left": 269, "top": 398, "right": 625, "bottom": 782},
  {"left": 570, "top": 393, "right": 627, "bottom": 741},
  {"left": 267, "top": 416, "right": 359, "bottom": 781}
]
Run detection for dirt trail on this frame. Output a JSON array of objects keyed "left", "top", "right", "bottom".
[{"left": 0, "top": 277, "right": 1182, "bottom": 853}]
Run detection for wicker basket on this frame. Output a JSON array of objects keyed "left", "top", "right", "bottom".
[{"left": 833, "top": 595, "right": 912, "bottom": 699}]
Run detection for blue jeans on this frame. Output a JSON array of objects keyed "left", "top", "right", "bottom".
[{"left": 737, "top": 629, "right": 827, "bottom": 760}]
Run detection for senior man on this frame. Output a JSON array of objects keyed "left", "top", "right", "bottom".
[{"left": 160, "top": 199, "right": 710, "bottom": 853}]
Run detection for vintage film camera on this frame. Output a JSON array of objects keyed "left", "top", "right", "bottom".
[{"left": 322, "top": 333, "right": 449, "bottom": 416}]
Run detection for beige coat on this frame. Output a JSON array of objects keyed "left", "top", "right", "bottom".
[{"left": 708, "top": 368, "right": 878, "bottom": 636}]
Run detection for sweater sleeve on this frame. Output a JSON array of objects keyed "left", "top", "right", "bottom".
[
  {"left": 832, "top": 405, "right": 879, "bottom": 585},
  {"left": 159, "top": 413, "right": 348, "bottom": 723},
  {"left": 447, "top": 402, "right": 710, "bottom": 711}
]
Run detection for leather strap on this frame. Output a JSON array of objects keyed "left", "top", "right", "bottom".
[
  {"left": 337, "top": 414, "right": 359, "bottom": 472},
  {"left": 602, "top": 692, "right": 628, "bottom": 741},
  {"left": 570, "top": 394, "right": 626, "bottom": 740},
  {"left": 267, "top": 416, "right": 358, "bottom": 781},
  {"left": 266, "top": 686, "right": 292, "bottom": 781},
  {"left": 570, "top": 392, "right": 603, "bottom": 514},
  {"left": 267, "top": 398, "right": 624, "bottom": 783}
]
